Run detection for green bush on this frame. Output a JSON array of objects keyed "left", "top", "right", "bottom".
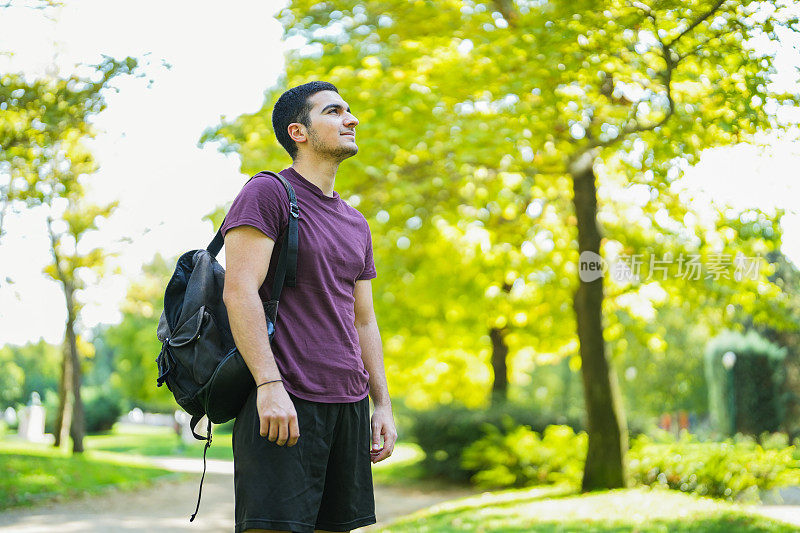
[
  {"left": 462, "top": 424, "right": 586, "bottom": 488},
  {"left": 83, "top": 387, "right": 125, "bottom": 434},
  {"left": 417, "top": 414, "right": 800, "bottom": 501},
  {"left": 704, "top": 329, "right": 787, "bottom": 436},
  {"left": 41, "top": 387, "right": 124, "bottom": 435},
  {"left": 629, "top": 433, "right": 800, "bottom": 501},
  {"left": 409, "top": 404, "right": 582, "bottom": 482}
]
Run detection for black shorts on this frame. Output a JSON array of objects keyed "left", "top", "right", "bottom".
[{"left": 232, "top": 389, "right": 376, "bottom": 533}]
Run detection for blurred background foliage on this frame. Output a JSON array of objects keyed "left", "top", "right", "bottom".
[
  {"left": 3, "top": 0, "right": 800, "bottom": 498},
  {"left": 199, "top": 0, "right": 800, "bottom": 422}
]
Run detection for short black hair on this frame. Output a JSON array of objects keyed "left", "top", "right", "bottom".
[{"left": 272, "top": 81, "right": 339, "bottom": 159}]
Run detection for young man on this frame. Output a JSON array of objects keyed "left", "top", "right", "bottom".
[{"left": 221, "top": 81, "right": 396, "bottom": 533}]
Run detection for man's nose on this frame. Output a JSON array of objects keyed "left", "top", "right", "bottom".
[{"left": 344, "top": 112, "right": 359, "bottom": 127}]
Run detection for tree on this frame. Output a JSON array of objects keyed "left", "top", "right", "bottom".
[
  {"left": 103, "top": 254, "right": 177, "bottom": 412},
  {"left": 204, "top": 0, "right": 799, "bottom": 489},
  {"left": 746, "top": 250, "right": 800, "bottom": 437},
  {"left": 0, "top": 340, "right": 61, "bottom": 408},
  {"left": 1, "top": 56, "right": 137, "bottom": 452},
  {"left": 44, "top": 196, "right": 116, "bottom": 451}
]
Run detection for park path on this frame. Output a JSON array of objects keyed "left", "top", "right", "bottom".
[
  {"left": 2, "top": 457, "right": 799, "bottom": 531},
  {"left": 754, "top": 486, "right": 800, "bottom": 528},
  {"left": 0, "top": 457, "right": 476, "bottom": 532}
]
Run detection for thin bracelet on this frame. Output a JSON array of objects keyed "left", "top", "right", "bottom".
[{"left": 257, "top": 379, "right": 283, "bottom": 388}]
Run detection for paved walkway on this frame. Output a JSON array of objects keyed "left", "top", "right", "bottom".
[
  {"left": 752, "top": 486, "right": 800, "bottom": 527},
  {"left": 754, "top": 506, "right": 800, "bottom": 527},
  {"left": 0, "top": 457, "right": 475, "bottom": 532},
  {"left": 3, "top": 456, "right": 799, "bottom": 531}
]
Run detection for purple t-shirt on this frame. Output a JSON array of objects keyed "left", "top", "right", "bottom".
[{"left": 221, "top": 168, "right": 375, "bottom": 403}]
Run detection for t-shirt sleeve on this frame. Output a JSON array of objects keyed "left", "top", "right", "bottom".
[
  {"left": 358, "top": 220, "right": 377, "bottom": 280},
  {"left": 221, "top": 174, "right": 289, "bottom": 241}
]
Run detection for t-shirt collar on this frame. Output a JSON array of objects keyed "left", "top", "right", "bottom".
[{"left": 285, "top": 167, "right": 339, "bottom": 201}]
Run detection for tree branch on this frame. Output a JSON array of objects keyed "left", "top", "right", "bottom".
[
  {"left": 493, "top": 0, "right": 518, "bottom": 28},
  {"left": 665, "top": 0, "right": 729, "bottom": 49},
  {"left": 587, "top": 0, "right": 732, "bottom": 152}
]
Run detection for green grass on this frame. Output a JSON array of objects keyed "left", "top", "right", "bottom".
[
  {"left": 7, "top": 426, "right": 794, "bottom": 533},
  {"left": 0, "top": 440, "right": 181, "bottom": 510},
  {"left": 84, "top": 423, "right": 234, "bottom": 460},
  {"left": 0, "top": 424, "right": 433, "bottom": 512},
  {"left": 371, "top": 442, "right": 427, "bottom": 485},
  {"left": 1, "top": 423, "right": 233, "bottom": 461},
  {"left": 377, "top": 486, "right": 797, "bottom": 532}
]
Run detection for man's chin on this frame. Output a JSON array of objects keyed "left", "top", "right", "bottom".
[{"left": 335, "top": 145, "right": 359, "bottom": 159}]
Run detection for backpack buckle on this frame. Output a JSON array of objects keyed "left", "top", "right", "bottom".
[
  {"left": 156, "top": 342, "right": 172, "bottom": 386},
  {"left": 290, "top": 204, "right": 299, "bottom": 219}
]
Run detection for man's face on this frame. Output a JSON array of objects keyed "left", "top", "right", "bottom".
[{"left": 301, "top": 90, "right": 359, "bottom": 160}]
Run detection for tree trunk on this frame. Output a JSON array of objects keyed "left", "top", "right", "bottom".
[
  {"left": 47, "top": 217, "right": 85, "bottom": 453},
  {"left": 569, "top": 150, "right": 627, "bottom": 491},
  {"left": 54, "top": 342, "right": 73, "bottom": 449},
  {"left": 490, "top": 327, "right": 509, "bottom": 405},
  {"left": 65, "top": 308, "right": 85, "bottom": 453}
]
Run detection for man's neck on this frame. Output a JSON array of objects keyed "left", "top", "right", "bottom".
[{"left": 290, "top": 158, "right": 339, "bottom": 198}]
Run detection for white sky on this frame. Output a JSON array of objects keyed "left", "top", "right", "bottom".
[
  {"left": 0, "top": 0, "right": 289, "bottom": 344},
  {"left": 0, "top": 0, "right": 799, "bottom": 346}
]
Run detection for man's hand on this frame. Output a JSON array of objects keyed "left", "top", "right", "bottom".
[
  {"left": 256, "top": 383, "right": 300, "bottom": 446},
  {"left": 369, "top": 404, "right": 397, "bottom": 463}
]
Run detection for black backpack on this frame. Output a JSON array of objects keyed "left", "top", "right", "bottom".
[{"left": 155, "top": 170, "right": 299, "bottom": 520}]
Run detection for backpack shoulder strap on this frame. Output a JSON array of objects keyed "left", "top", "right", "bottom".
[
  {"left": 206, "top": 171, "right": 299, "bottom": 289},
  {"left": 262, "top": 171, "right": 299, "bottom": 290}
]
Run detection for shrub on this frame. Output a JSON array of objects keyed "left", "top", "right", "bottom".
[
  {"left": 462, "top": 424, "right": 586, "bottom": 488},
  {"left": 409, "top": 404, "right": 583, "bottom": 482},
  {"left": 41, "top": 387, "right": 124, "bottom": 435},
  {"left": 629, "top": 433, "right": 800, "bottom": 501},
  {"left": 704, "top": 329, "right": 787, "bottom": 436},
  {"left": 83, "top": 387, "right": 125, "bottom": 434}
]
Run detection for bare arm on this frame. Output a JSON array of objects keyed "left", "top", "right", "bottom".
[
  {"left": 354, "top": 279, "right": 397, "bottom": 462},
  {"left": 222, "top": 225, "right": 299, "bottom": 446}
]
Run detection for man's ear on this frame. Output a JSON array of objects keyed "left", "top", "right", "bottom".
[{"left": 288, "top": 123, "right": 307, "bottom": 144}]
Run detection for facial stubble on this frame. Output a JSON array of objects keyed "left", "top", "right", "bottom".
[{"left": 307, "top": 127, "right": 359, "bottom": 160}]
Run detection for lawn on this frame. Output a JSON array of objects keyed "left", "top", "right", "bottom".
[
  {"left": 376, "top": 486, "right": 797, "bottom": 532},
  {"left": 1, "top": 423, "right": 233, "bottom": 460},
  {"left": 0, "top": 440, "right": 180, "bottom": 510},
  {"left": 4, "top": 425, "right": 797, "bottom": 532},
  {"left": 1, "top": 423, "right": 428, "bottom": 467},
  {"left": 0, "top": 422, "right": 430, "bottom": 511},
  {"left": 84, "top": 422, "right": 234, "bottom": 460},
  {"left": 84, "top": 423, "right": 424, "bottom": 468},
  {"left": 0, "top": 423, "right": 221, "bottom": 510}
]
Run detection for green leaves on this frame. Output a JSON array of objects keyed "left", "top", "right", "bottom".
[
  {"left": 1, "top": 56, "right": 138, "bottom": 239},
  {"left": 104, "top": 254, "right": 176, "bottom": 410},
  {"left": 202, "top": 0, "right": 799, "bottom": 408}
]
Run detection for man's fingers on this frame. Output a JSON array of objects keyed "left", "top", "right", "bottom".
[
  {"left": 287, "top": 416, "right": 300, "bottom": 447},
  {"left": 276, "top": 418, "right": 289, "bottom": 446},
  {"left": 374, "top": 439, "right": 394, "bottom": 462},
  {"left": 255, "top": 383, "right": 297, "bottom": 445},
  {"left": 372, "top": 427, "right": 397, "bottom": 463},
  {"left": 385, "top": 429, "right": 398, "bottom": 452},
  {"left": 372, "top": 447, "right": 391, "bottom": 463},
  {"left": 371, "top": 423, "right": 382, "bottom": 450},
  {"left": 267, "top": 418, "right": 279, "bottom": 442}
]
